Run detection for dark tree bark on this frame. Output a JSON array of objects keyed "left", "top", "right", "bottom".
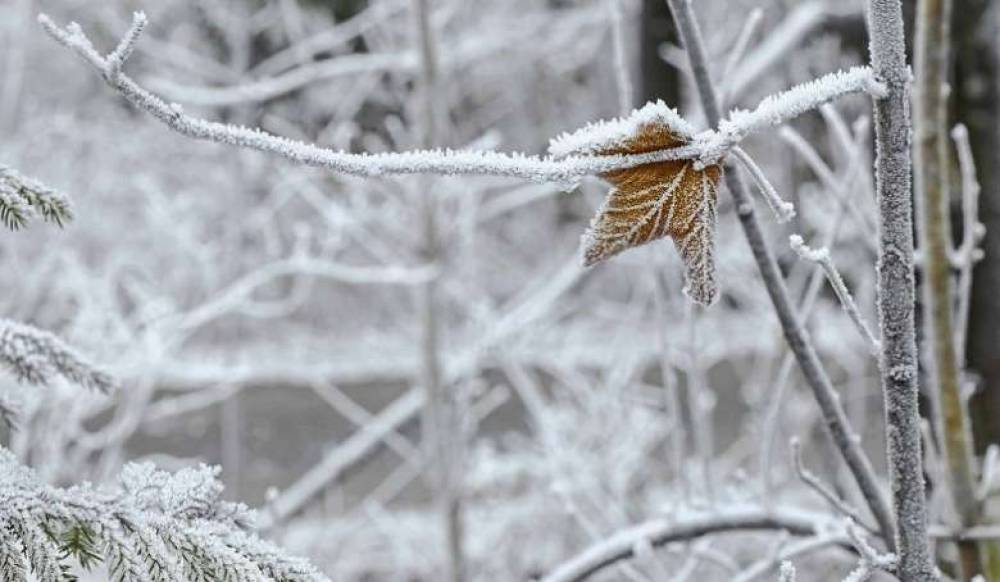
[
  {"left": 639, "top": 0, "right": 680, "bottom": 106},
  {"left": 955, "top": 0, "right": 1000, "bottom": 451}
]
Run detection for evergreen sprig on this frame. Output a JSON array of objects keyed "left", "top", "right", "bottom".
[
  {"left": 0, "top": 319, "right": 115, "bottom": 395},
  {"left": 0, "top": 165, "right": 73, "bottom": 231},
  {"left": 0, "top": 449, "right": 330, "bottom": 582}
]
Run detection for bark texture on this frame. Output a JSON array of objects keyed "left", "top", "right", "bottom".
[{"left": 867, "top": 0, "right": 937, "bottom": 578}]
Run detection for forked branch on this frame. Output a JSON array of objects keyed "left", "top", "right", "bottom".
[{"left": 39, "top": 12, "right": 882, "bottom": 188}]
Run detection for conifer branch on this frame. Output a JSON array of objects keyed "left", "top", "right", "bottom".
[
  {"left": 0, "top": 451, "right": 330, "bottom": 582},
  {"left": 0, "top": 165, "right": 72, "bottom": 231},
  {"left": 0, "top": 319, "right": 114, "bottom": 394}
]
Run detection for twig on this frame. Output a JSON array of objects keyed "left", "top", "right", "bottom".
[
  {"left": 950, "top": 124, "right": 984, "bottom": 365},
  {"left": 734, "top": 535, "right": 849, "bottom": 582},
  {"left": 790, "top": 438, "right": 878, "bottom": 532},
  {"left": 685, "top": 301, "right": 715, "bottom": 501},
  {"left": 39, "top": 13, "right": 881, "bottom": 187},
  {"left": 731, "top": 147, "right": 796, "bottom": 223},
  {"left": 842, "top": 521, "right": 899, "bottom": 582},
  {"left": 789, "top": 235, "right": 881, "bottom": 354},
  {"left": 664, "top": 0, "right": 896, "bottom": 548},
  {"left": 778, "top": 126, "right": 879, "bottom": 246},
  {"left": 259, "top": 388, "right": 426, "bottom": 530},
  {"left": 551, "top": 484, "right": 648, "bottom": 582},
  {"left": 977, "top": 444, "right": 998, "bottom": 501},
  {"left": 720, "top": 8, "right": 763, "bottom": 104},
  {"left": 251, "top": 0, "right": 408, "bottom": 76},
  {"left": 779, "top": 561, "right": 797, "bottom": 582},
  {"left": 760, "top": 115, "right": 870, "bottom": 502},
  {"left": 606, "top": 0, "right": 634, "bottom": 115},
  {"left": 540, "top": 507, "right": 827, "bottom": 582},
  {"left": 696, "top": 67, "right": 885, "bottom": 167},
  {"left": 39, "top": 13, "right": 690, "bottom": 186},
  {"left": 727, "top": 2, "right": 828, "bottom": 97}
]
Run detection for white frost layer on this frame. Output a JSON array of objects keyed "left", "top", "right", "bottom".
[{"left": 548, "top": 100, "right": 695, "bottom": 158}]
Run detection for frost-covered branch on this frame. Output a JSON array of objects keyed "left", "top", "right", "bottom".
[
  {"left": 0, "top": 448, "right": 328, "bottom": 582},
  {"left": 260, "top": 388, "right": 424, "bottom": 530},
  {"left": 951, "top": 124, "right": 984, "bottom": 364},
  {"left": 777, "top": 126, "right": 878, "bottom": 246},
  {"left": 842, "top": 522, "right": 899, "bottom": 582},
  {"left": 789, "top": 235, "right": 881, "bottom": 354},
  {"left": 39, "top": 13, "right": 881, "bottom": 188},
  {"left": 38, "top": 12, "right": 691, "bottom": 188},
  {"left": 760, "top": 114, "right": 872, "bottom": 502},
  {"left": 790, "top": 438, "right": 877, "bottom": 532},
  {"left": 778, "top": 561, "right": 797, "bottom": 582},
  {"left": 726, "top": 2, "right": 828, "bottom": 98},
  {"left": 697, "top": 67, "right": 885, "bottom": 166},
  {"left": 540, "top": 506, "right": 828, "bottom": 582},
  {"left": 734, "top": 535, "right": 850, "bottom": 582},
  {"left": 867, "top": 0, "right": 936, "bottom": 576},
  {"left": 720, "top": 8, "right": 763, "bottom": 104},
  {"left": 606, "top": 0, "right": 633, "bottom": 116},
  {"left": 0, "top": 320, "right": 114, "bottom": 394},
  {"left": 170, "top": 256, "right": 436, "bottom": 337},
  {"left": 0, "top": 165, "right": 72, "bottom": 230},
  {"left": 731, "top": 147, "right": 795, "bottom": 223}
]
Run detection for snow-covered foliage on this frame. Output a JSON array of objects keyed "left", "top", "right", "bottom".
[
  {"left": 0, "top": 448, "right": 328, "bottom": 581},
  {"left": 0, "top": 165, "right": 72, "bottom": 230},
  {"left": 0, "top": 319, "right": 114, "bottom": 395}
]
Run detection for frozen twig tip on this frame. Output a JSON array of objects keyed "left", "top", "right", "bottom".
[
  {"left": 106, "top": 12, "right": 148, "bottom": 75},
  {"left": 790, "top": 234, "right": 881, "bottom": 354}
]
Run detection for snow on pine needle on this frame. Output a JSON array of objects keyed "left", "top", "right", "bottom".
[
  {"left": 0, "top": 449, "right": 330, "bottom": 582},
  {"left": 0, "top": 165, "right": 72, "bottom": 231},
  {"left": 0, "top": 319, "right": 114, "bottom": 394},
  {"left": 549, "top": 101, "right": 722, "bottom": 306}
]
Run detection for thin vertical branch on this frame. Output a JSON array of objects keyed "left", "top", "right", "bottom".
[
  {"left": 868, "top": 0, "right": 937, "bottom": 578},
  {"left": 686, "top": 301, "right": 715, "bottom": 501},
  {"left": 607, "top": 0, "right": 634, "bottom": 115},
  {"left": 915, "top": 0, "right": 982, "bottom": 577},
  {"left": 652, "top": 272, "right": 691, "bottom": 503},
  {"left": 731, "top": 147, "right": 796, "bottom": 224},
  {"left": 663, "top": 0, "right": 896, "bottom": 549},
  {"left": 719, "top": 8, "right": 763, "bottom": 106},
  {"left": 951, "top": 124, "right": 982, "bottom": 367},
  {"left": 788, "top": 235, "right": 881, "bottom": 355},
  {"left": 411, "top": 1, "right": 464, "bottom": 581}
]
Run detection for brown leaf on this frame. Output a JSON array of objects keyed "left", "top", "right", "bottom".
[{"left": 583, "top": 121, "right": 723, "bottom": 306}]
